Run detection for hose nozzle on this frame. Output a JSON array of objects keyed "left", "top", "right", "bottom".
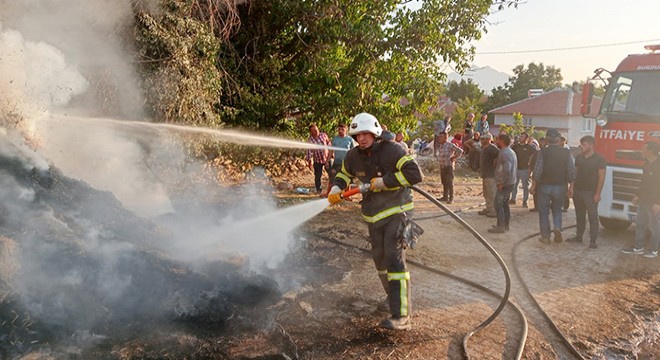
[{"left": 341, "top": 183, "right": 371, "bottom": 199}]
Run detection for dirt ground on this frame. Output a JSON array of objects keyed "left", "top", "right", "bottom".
[
  {"left": 213, "top": 161, "right": 660, "bottom": 360},
  {"left": 16, "top": 158, "right": 655, "bottom": 360}
]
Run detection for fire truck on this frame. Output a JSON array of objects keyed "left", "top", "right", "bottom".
[{"left": 581, "top": 45, "right": 660, "bottom": 230}]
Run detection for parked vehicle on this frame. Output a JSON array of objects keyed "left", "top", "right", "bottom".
[{"left": 581, "top": 45, "right": 660, "bottom": 230}]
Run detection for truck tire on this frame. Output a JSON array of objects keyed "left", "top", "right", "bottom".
[{"left": 599, "top": 217, "right": 631, "bottom": 231}]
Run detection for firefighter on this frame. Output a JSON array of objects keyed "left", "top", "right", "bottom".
[{"left": 328, "top": 113, "right": 424, "bottom": 330}]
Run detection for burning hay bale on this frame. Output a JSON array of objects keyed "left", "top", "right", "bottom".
[{"left": 0, "top": 138, "right": 281, "bottom": 357}]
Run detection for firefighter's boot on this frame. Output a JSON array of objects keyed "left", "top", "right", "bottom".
[
  {"left": 382, "top": 271, "right": 411, "bottom": 329},
  {"left": 380, "top": 316, "right": 411, "bottom": 331}
]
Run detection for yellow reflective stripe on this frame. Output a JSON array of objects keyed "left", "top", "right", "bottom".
[
  {"left": 396, "top": 155, "right": 414, "bottom": 170},
  {"left": 340, "top": 162, "right": 354, "bottom": 178},
  {"left": 400, "top": 277, "right": 409, "bottom": 316},
  {"left": 336, "top": 172, "right": 351, "bottom": 185},
  {"left": 388, "top": 271, "right": 410, "bottom": 317},
  {"left": 394, "top": 171, "right": 410, "bottom": 187},
  {"left": 387, "top": 272, "right": 411, "bottom": 281},
  {"left": 371, "top": 185, "right": 401, "bottom": 193},
  {"left": 362, "top": 202, "right": 414, "bottom": 223},
  {"left": 377, "top": 269, "right": 388, "bottom": 275}
]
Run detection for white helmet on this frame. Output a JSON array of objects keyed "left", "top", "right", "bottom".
[{"left": 349, "top": 113, "right": 382, "bottom": 137}]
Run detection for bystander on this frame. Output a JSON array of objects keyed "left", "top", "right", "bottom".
[
  {"left": 463, "top": 132, "right": 482, "bottom": 171},
  {"left": 323, "top": 123, "right": 355, "bottom": 196},
  {"left": 478, "top": 133, "right": 499, "bottom": 217},
  {"left": 475, "top": 114, "right": 490, "bottom": 137},
  {"left": 621, "top": 141, "right": 660, "bottom": 258},
  {"left": 306, "top": 124, "right": 331, "bottom": 194},
  {"left": 488, "top": 134, "right": 517, "bottom": 233},
  {"left": 434, "top": 131, "right": 463, "bottom": 204},
  {"left": 531, "top": 129, "right": 576, "bottom": 243},
  {"left": 567, "top": 135, "right": 606, "bottom": 249},
  {"left": 511, "top": 132, "right": 535, "bottom": 207}
]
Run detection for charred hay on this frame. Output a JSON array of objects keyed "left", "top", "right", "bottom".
[{"left": 0, "top": 144, "right": 280, "bottom": 357}]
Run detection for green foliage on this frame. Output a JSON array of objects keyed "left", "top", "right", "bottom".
[
  {"left": 412, "top": 110, "right": 447, "bottom": 142},
  {"left": 133, "top": 0, "right": 521, "bottom": 136},
  {"left": 484, "top": 62, "right": 563, "bottom": 112},
  {"left": 135, "top": 1, "right": 232, "bottom": 126},
  {"left": 446, "top": 79, "right": 484, "bottom": 103},
  {"left": 498, "top": 111, "right": 534, "bottom": 137},
  {"left": 569, "top": 80, "right": 606, "bottom": 97}
]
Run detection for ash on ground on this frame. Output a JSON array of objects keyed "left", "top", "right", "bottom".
[{"left": 0, "top": 135, "right": 282, "bottom": 359}]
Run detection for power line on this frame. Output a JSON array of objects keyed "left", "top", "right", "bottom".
[{"left": 478, "top": 38, "right": 660, "bottom": 55}]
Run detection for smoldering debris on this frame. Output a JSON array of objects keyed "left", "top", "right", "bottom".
[{"left": 0, "top": 134, "right": 280, "bottom": 358}]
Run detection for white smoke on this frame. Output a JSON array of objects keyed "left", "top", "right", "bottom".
[
  {"left": 0, "top": 0, "right": 317, "bottom": 267},
  {"left": 0, "top": 3, "right": 320, "bottom": 350},
  {"left": 34, "top": 113, "right": 176, "bottom": 217},
  {"left": 0, "top": 23, "right": 88, "bottom": 133},
  {"left": 0, "top": 0, "right": 175, "bottom": 217}
]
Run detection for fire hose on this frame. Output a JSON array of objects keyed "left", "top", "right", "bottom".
[{"left": 334, "top": 184, "right": 526, "bottom": 359}]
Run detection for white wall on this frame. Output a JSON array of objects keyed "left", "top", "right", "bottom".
[
  {"left": 567, "top": 115, "right": 595, "bottom": 146},
  {"left": 495, "top": 114, "right": 567, "bottom": 129},
  {"left": 493, "top": 113, "right": 594, "bottom": 146}
]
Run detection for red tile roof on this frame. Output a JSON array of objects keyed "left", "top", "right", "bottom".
[{"left": 489, "top": 89, "right": 601, "bottom": 116}]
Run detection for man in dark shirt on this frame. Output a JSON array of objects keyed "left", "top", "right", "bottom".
[
  {"left": 511, "top": 132, "right": 535, "bottom": 207},
  {"left": 528, "top": 137, "right": 547, "bottom": 212},
  {"left": 478, "top": 133, "right": 499, "bottom": 217},
  {"left": 531, "top": 129, "right": 576, "bottom": 243},
  {"left": 622, "top": 141, "right": 660, "bottom": 258},
  {"left": 567, "top": 136, "right": 606, "bottom": 249}
]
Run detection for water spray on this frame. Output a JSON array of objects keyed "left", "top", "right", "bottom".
[{"left": 49, "top": 114, "right": 346, "bottom": 152}]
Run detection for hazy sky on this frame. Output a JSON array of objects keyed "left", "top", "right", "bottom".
[{"left": 455, "top": 0, "right": 660, "bottom": 83}]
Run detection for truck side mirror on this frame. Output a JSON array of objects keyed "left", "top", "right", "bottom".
[{"left": 580, "top": 83, "right": 595, "bottom": 117}]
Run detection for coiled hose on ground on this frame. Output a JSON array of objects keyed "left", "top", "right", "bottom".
[{"left": 410, "top": 185, "right": 525, "bottom": 359}]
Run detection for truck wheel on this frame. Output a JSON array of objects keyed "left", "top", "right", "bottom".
[{"left": 599, "top": 217, "right": 631, "bottom": 231}]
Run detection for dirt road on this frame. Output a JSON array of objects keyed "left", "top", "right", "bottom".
[{"left": 248, "top": 171, "right": 660, "bottom": 360}]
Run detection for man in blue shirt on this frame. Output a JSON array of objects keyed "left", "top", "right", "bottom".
[
  {"left": 323, "top": 123, "right": 355, "bottom": 196},
  {"left": 475, "top": 114, "right": 489, "bottom": 137}
]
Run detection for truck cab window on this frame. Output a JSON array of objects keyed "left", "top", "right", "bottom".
[{"left": 603, "top": 73, "right": 660, "bottom": 117}]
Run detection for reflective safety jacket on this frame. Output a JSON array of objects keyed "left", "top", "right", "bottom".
[{"left": 333, "top": 140, "right": 424, "bottom": 225}]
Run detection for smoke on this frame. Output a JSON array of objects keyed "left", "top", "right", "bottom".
[
  {"left": 0, "top": 0, "right": 144, "bottom": 119},
  {"left": 0, "top": 0, "right": 175, "bottom": 218},
  {"left": 35, "top": 113, "right": 176, "bottom": 217},
  {"left": 0, "top": 24, "right": 88, "bottom": 132},
  {"left": 0, "top": 1, "right": 319, "bottom": 352}
]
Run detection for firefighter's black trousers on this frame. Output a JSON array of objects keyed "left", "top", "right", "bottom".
[{"left": 368, "top": 214, "right": 411, "bottom": 318}]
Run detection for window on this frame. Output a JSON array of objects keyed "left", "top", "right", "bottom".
[
  {"left": 601, "top": 72, "right": 660, "bottom": 119},
  {"left": 523, "top": 117, "right": 533, "bottom": 126},
  {"left": 582, "top": 117, "right": 593, "bottom": 133}
]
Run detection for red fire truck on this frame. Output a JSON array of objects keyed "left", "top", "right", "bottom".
[{"left": 581, "top": 45, "right": 660, "bottom": 230}]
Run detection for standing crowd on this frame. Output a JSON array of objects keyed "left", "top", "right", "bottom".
[
  {"left": 311, "top": 113, "right": 659, "bottom": 268},
  {"left": 313, "top": 111, "right": 658, "bottom": 333},
  {"left": 433, "top": 116, "right": 659, "bottom": 258}
]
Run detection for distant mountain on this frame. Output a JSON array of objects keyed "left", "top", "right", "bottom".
[{"left": 446, "top": 65, "right": 510, "bottom": 94}]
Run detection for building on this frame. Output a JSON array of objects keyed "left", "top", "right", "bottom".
[{"left": 489, "top": 89, "right": 601, "bottom": 146}]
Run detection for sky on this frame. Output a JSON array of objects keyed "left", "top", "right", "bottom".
[{"left": 457, "top": 0, "right": 660, "bottom": 83}]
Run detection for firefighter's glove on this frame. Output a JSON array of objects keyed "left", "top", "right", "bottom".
[
  {"left": 328, "top": 186, "right": 343, "bottom": 205},
  {"left": 370, "top": 177, "right": 387, "bottom": 191}
]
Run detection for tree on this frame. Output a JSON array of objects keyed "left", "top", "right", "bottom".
[
  {"left": 134, "top": 0, "right": 523, "bottom": 135},
  {"left": 567, "top": 81, "right": 606, "bottom": 98},
  {"left": 446, "top": 79, "right": 484, "bottom": 103},
  {"left": 498, "top": 111, "right": 534, "bottom": 137},
  {"left": 484, "top": 62, "right": 563, "bottom": 113},
  {"left": 411, "top": 109, "right": 447, "bottom": 142}
]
